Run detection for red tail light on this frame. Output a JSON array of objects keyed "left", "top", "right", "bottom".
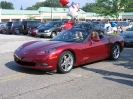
[{"left": 10, "top": 26, "right": 13, "bottom": 30}]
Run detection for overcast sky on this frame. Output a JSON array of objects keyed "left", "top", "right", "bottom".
[{"left": 2, "top": 0, "right": 95, "bottom": 9}]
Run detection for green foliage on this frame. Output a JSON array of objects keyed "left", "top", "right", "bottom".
[
  {"left": 124, "top": 2, "right": 133, "bottom": 12},
  {"left": 110, "top": 31, "right": 118, "bottom": 36},
  {"left": 27, "top": 15, "right": 35, "bottom": 20},
  {"left": 25, "top": 0, "right": 66, "bottom": 10},
  {"left": 82, "top": 3, "right": 97, "bottom": 12},
  {"left": 93, "top": 0, "right": 133, "bottom": 20},
  {"left": 0, "top": 1, "right": 14, "bottom": 9}
]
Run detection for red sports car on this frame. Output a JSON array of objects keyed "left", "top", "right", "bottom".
[{"left": 14, "top": 28, "right": 124, "bottom": 73}]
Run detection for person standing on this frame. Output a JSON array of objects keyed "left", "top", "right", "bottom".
[
  {"left": 104, "top": 20, "right": 112, "bottom": 34},
  {"left": 117, "top": 25, "right": 123, "bottom": 35}
]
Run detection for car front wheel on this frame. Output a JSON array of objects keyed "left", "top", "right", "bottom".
[
  {"left": 57, "top": 51, "right": 74, "bottom": 74},
  {"left": 51, "top": 32, "right": 56, "bottom": 38},
  {"left": 110, "top": 43, "right": 120, "bottom": 60}
]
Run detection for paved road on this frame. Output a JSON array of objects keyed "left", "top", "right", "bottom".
[{"left": 0, "top": 34, "right": 133, "bottom": 99}]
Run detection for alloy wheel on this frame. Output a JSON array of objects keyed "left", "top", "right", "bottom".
[{"left": 112, "top": 44, "right": 120, "bottom": 59}]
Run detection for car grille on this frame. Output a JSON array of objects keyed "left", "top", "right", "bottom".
[
  {"left": 15, "top": 60, "right": 36, "bottom": 66},
  {"left": 14, "top": 55, "right": 36, "bottom": 66}
]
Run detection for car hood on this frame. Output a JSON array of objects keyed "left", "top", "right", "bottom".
[
  {"left": 120, "top": 31, "right": 133, "bottom": 38},
  {"left": 38, "top": 26, "right": 52, "bottom": 31},
  {"left": 21, "top": 41, "right": 71, "bottom": 52}
]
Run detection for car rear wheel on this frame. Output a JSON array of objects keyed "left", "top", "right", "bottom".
[
  {"left": 57, "top": 51, "right": 74, "bottom": 74},
  {"left": 2, "top": 30, "right": 6, "bottom": 34},
  {"left": 51, "top": 32, "right": 56, "bottom": 38},
  {"left": 110, "top": 43, "right": 120, "bottom": 60}
]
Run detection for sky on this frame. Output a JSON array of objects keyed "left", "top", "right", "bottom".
[{"left": 1, "top": 0, "right": 95, "bottom": 9}]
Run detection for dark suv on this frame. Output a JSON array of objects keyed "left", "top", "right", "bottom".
[
  {"left": 20, "top": 21, "right": 42, "bottom": 35},
  {"left": 6, "top": 21, "right": 21, "bottom": 34},
  {"left": 72, "top": 22, "right": 104, "bottom": 33}
]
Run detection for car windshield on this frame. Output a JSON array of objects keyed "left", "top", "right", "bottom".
[
  {"left": 6, "top": 22, "right": 12, "bottom": 26},
  {"left": 118, "top": 22, "right": 129, "bottom": 26},
  {"left": 52, "top": 29, "right": 88, "bottom": 43},
  {"left": 37, "top": 24, "right": 45, "bottom": 28},
  {"left": 73, "top": 23, "right": 81, "bottom": 28},
  {"left": 45, "top": 22, "right": 58, "bottom": 27}
]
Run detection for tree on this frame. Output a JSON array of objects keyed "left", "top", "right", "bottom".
[
  {"left": 27, "top": 15, "right": 35, "bottom": 20},
  {"left": 20, "top": 5, "right": 23, "bottom": 10},
  {"left": 94, "top": 0, "right": 133, "bottom": 21},
  {"left": 82, "top": 3, "right": 97, "bottom": 12},
  {"left": 124, "top": 2, "right": 133, "bottom": 12},
  {"left": 0, "top": 1, "right": 14, "bottom": 9},
  {"left": 25, "top": 0, "right": 65, "bottom": 10}
]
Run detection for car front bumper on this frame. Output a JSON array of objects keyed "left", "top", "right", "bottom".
[
  {"left": 37, "top": 32, "right": 51, "bottom": 37},
  {"left": 14, "top": 51, "right": 59, "bottom": 71}
]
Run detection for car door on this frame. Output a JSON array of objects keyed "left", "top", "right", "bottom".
[{"left": 84, "top": 36, "right": 110, "bottom": 63}]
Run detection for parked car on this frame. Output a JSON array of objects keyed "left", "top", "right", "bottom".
[
  {"left": 91, "top": 21, "right": 106, "bottom": 29},
  {"left": 6, "top": 21, "right": 21, "bottom": 34},
  {"left": 119, "top": 31, "right": 133, "bottom": 46},
  {"left": 14, "top": 28, "right": 124, "bottom": 74},
  {"left": 20, "top": 21, "right": 42, "bottom": 35},
  {"left": 28, "top": 24, "right": 45, "bottom": 36},
  {"left": 0, "top": 23, "right": 7, "bottom": 34},
  {"left": 0, "top": 26, "right": 6, "bottom": 34},
  {"left": 117, "top": 21, "right": 131, "bottom": 31},
  {"left": 37, "top": 21, "right": 64, "bottom": 38},
  {"left": 0, "top": 22, "right": 7, "bottom": 27},
  {"left": 126, "top": 26, "right": 133, "bottom": 31},
  {"left": 72, "top": 22, "right": 104, "bottom": 33}
]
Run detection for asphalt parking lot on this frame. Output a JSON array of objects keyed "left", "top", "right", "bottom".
[{"left": 0, "top": 34, "right": 133, "bottom": 99}]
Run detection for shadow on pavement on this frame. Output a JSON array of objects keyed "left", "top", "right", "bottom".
[
  {"left": 5, "top": 61, "right": 56, "bottom": 75},
  {"left": 103, "top": 77, "right": 133, "bottom": 87},
  {"left": 81, "top": 67, "right": 133, "bottom": 86},
  {"left": 113, "top": 47, "right": 133, "bottom": 69},
  {"left": 81, "top": 67, "right": 133, "bottom": 79}
]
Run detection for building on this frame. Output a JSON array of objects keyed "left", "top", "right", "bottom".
[{"left": 0, "top": 7, "right": 133, "bottom": 22}]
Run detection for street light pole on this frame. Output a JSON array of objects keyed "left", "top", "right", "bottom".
[{"left": 51, "top": 0, "right": 52, "bottom": 20}]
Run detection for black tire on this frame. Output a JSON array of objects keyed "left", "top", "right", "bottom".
[
  {"left": 124, "top": 43, "right": 127, "bottom": 47},
  {"left": 40, "top": 35, "right": 44, "bottom": 38},
  {"left": 57, "top": 51, "right": 74, "bottom": 74},
  {"left": 2, "top": 30, "right": 6, "bottom": 34},
  {"left": 23, "top": 32, "right": 28, "bottom": 35},
  {"left": 110, "top": 43, "right": 120, "bottom": 60},
  {"left": 51, "top": 32, "right": 56, "bottom": 38},
  {"left": 15, "top": 29, "right": 20, "bottom": 35}
]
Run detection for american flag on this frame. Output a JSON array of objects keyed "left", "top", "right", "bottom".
[{"left": 70, "top": 2, "right": 80, "bottom": 11}]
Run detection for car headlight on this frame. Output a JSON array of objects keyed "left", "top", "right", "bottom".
[
  {"left": 44, "top": 30, "right": 50, "bottom": 33},
  {"left": 37, "top": 48, "right": 56, "bottom": 55},
  {"left": 16, "top": 44, "right": 23, "bottom": 51}
]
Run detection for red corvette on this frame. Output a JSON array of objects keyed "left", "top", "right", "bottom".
[{"left": 14, "top": 28, "right": 124, "bottom": 73}]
